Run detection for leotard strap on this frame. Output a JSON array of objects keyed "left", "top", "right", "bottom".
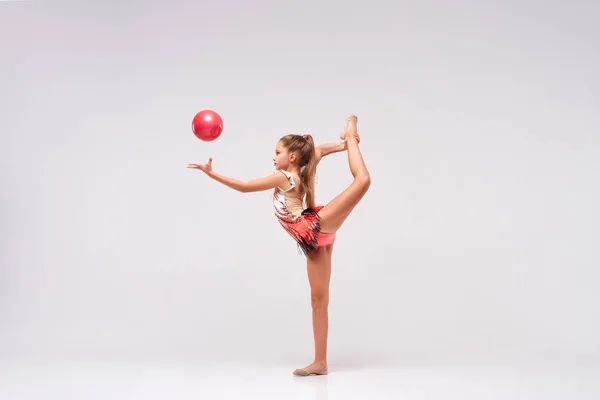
[{"left": 276, "top": 169, "right": 296, "bottom": 192}]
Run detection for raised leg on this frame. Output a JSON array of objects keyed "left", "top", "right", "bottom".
[
  {"left": 317, "top": 116, "right": 371, "bottom": 234},
  {"left": 293, "top": 244, "right": 333, "bottom": 376}
]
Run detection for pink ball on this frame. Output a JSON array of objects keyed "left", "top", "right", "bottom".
[{"left": 192, "top": 110, "right": 223, "bottom": 142}]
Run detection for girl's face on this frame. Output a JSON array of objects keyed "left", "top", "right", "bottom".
[{"left": 273, "top": 141, "right": 292, "bottom": 170}]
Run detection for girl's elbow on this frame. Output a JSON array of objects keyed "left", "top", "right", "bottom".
[{"left": 239, "top": 183, "right": 254, "bottom": 193}]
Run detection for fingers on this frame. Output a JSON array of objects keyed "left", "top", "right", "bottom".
[{"left": 187, "top": 158, "right": 213, "bottom": 170}]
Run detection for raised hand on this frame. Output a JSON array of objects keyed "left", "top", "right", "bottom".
[
  {"left": 187, "top": 158, "right": 213, "bottom": 174},
  {"left": 339, "top": 132, "right": 360, "bottom": 143}
]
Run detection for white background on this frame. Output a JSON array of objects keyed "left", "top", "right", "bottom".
[{"left": 1, "top": 0, "right": 599, "bottom": 370}]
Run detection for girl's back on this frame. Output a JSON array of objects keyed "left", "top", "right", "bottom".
[{"left": 274, "top": 169, "right": 305, "bottom": 219}]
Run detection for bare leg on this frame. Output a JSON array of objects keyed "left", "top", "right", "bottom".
[
  {"left": 318, "top": 116, "right": 371, "bottom": 233},
  {"left": 293, "top": 244, "right": 333, "bottom": 376}
]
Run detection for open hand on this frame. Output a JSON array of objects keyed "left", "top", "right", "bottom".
[
  {"left": 340, "top": 131, "right": 360, "bottom": 143},
  {"left": 187, "top": 158, "right": 213, "bottom": 174}
]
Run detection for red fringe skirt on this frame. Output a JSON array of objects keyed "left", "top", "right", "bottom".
[{"left": 277, "top": 206, "right": 325, "bottom": 256}]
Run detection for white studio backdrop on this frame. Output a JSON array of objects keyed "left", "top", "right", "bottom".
[{"left": 1, "top": 1, "right": 599, "bottom": 367}]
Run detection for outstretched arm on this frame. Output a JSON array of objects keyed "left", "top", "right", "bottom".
[
  {"left": 210, "top": 170, "right": 288, "bottom": 193},
  {"left": 315, "top": 142, "right": 346, "bottom": 163},
  {"left": 315, "top": 132, "right": 360, "bottom": 163},
  {"left": 187, "top": 158, "right": 288, "bottom": 193}
]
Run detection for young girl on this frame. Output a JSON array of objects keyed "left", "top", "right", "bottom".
[{"left": 187, "top": 115, "right": 370, "bottom": 376}]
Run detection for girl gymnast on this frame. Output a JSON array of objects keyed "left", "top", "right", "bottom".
[{"left": 187, "top": 115, "right": 371, "bottom": 376}]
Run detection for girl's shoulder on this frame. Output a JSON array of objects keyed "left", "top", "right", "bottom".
[{"left": 275, "top": 169, "right": 297, "bottom": 192}]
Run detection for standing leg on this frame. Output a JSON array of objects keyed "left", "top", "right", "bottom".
[
  {"left": 318, "top": 115, "right": 371, "bottom": 233},
  {"left": 293, "top": 244, "right": 334, "bottom": 376}
]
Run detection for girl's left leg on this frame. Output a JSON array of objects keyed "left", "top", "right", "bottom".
[{"left": 293, "top": 244, "right": 334, "bottom": 376}]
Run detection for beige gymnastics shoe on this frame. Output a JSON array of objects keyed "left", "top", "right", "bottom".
[
  {"left": 340, "top": 115, "right": 360, "bottom": 142},
  {"left": 292, "top": 366, "right": 328, "bottom": 376}
]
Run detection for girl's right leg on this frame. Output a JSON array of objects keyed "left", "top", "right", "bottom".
[{"left": 317, "top": 116, "right": 371, "bottom": 234}]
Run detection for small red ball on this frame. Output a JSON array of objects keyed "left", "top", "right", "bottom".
[{"left": 192, "top": 110, "right": 223, "bottom": 142}]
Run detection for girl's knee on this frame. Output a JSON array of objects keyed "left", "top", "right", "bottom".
[
  {"left": 356, "top": 173, "right": 371, "bottom": 190},
  {"left": 311, "top": 293, "right": 329, "bottom": 309}
]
